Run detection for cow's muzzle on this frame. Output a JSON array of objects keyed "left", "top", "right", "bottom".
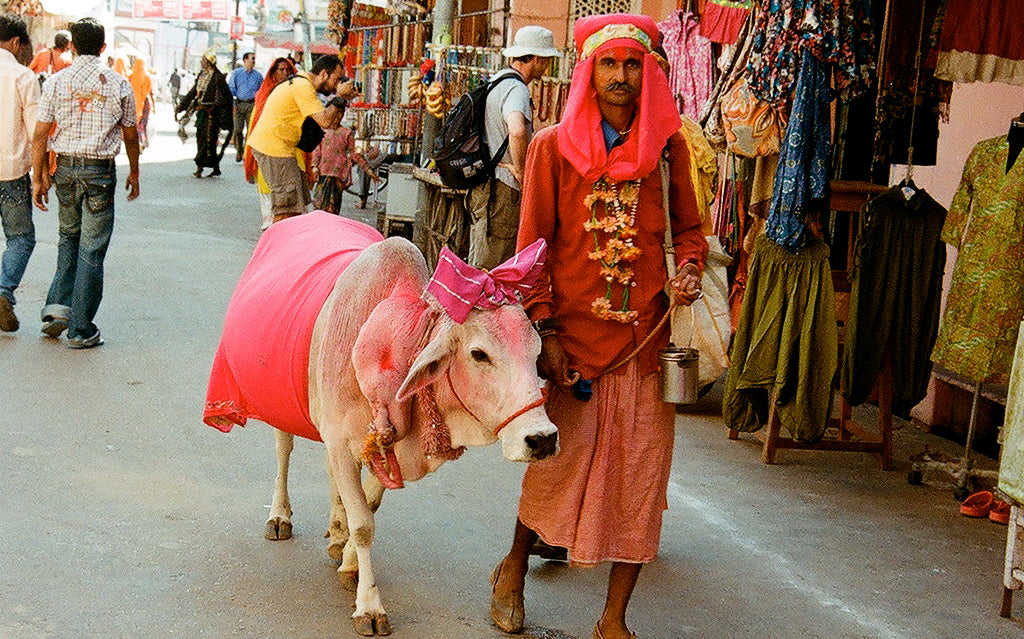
[{"left": 524, "top": 432, "right": 558, "bottom": 460}]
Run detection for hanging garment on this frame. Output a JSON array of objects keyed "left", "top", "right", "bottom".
[
  {"left": 935, "top": 0, "right": 1024, "bottom": 86},
  {"left": 841, "top": 187, "right": 947, "bottom": 414},
  {"left": 657, "top": 10, "right": 714, "bottom": 121},
  {"left": 765, "top": 50, "right": 831, "bottom": 252},
  {"left": 746, "top": 0, "right": 876, "bottom": 110},
  {"left": 679, "top": 113, "right": 718, "bottom": 234},
  {"left": 723, "top": 235, "right": 838, "bottom": 442},
  {"left": 701, "top": 10, "right": 756, "bottom": 149},
  {"left": 700, "top": 0, "right": 753, "bottom": 45},
  {"left": 998, "top": 320, "right": 1024, "bottom": 505},
  {"left": 872, "top": 0, "right": 950, "bottom": 173},
  {"left": 931, "top": 136, "right": 1024, "bottom": 385}
]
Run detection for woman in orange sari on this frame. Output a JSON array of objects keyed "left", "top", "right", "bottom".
[
  {"left": 129, "top": 58, "right": 154, "bottom": 150},
  {"left": 244, "top": 57, "right": 314, "bottom": 230}
]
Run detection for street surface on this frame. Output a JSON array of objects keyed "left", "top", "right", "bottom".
[{"left": 2, "top": 106, "right": 1022, "bottom": 639}]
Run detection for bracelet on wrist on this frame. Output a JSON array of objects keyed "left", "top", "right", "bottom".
[{"left": 532, "top": 317, "right": 559, "bottom": 336}]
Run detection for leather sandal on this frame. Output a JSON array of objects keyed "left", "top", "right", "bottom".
[
  {"left": 489, "top": 558, "right": 525, "bottom": 633},
  {"left": 593, "top": 622, "right": 636, "bottom": 639}
]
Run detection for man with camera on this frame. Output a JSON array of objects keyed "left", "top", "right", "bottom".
[{"left": 246, "top": 55, "right": 358, "bottom": 224}]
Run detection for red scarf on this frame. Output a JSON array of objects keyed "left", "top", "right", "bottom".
[{"left": 556, "top": 14, "right": 681, "bottom": 182}]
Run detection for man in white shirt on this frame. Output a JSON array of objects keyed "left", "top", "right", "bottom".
[
  {"left": 466, "top": 26, "right": 560, "bottom": 270},
  {"left": 0, "top": 13, "right": 39, "bottom": 332}
]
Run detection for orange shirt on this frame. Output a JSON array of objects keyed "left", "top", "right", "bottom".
[
  {"left": 28, "top": 48, "right": 71, "bottom": 74},
  {"left": 517, "top": 126, "right": 708, "bottom": 379}
]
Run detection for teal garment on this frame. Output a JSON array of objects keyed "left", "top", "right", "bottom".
[
  {"left": 841, "top": 187, "right": 947, "bottom": 414},
  {"left": 723, "top": 235, "right": 837, "bottom": 442}
]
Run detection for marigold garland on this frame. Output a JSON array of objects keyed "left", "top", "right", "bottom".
[{"left": 585, "top": 176, "right": 643, "bottom": 323}]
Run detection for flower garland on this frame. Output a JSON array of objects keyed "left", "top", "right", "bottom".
[{"left": 584, "top": 176, "right": 643, "bottom": 323}]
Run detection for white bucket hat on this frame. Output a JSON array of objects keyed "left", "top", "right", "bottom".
[{"left": 502, "top": 25, "right": 563, "bottom": 59}]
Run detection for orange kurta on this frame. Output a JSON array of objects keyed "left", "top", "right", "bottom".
[
  {"left": 516, "top": 126, "right": 707, "bottom": 380},
  {"left": 515, "top": 124, "right": 707, "bottom": 564}
]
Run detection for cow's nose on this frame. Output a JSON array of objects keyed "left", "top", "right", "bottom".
[{"left": 525, "top": 432, "right": 558, "bottom": 459}]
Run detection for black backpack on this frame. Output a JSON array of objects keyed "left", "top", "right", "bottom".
[{"left": 432, "top": 73, "right": 525, "bottom": 190}]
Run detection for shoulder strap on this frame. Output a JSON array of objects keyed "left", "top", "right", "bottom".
[
  {"left": 484, "top": 72, "right": 528, "bottom": 165},
  {"left": 660, "top": 147, "right": 676, "bottom": 281}
]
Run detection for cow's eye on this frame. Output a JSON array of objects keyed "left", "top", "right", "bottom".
[{"left": 470, "top": 348, "right": 491, "bottom": 363}]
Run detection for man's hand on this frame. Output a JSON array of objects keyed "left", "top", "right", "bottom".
[
  {"left": 537, "top": 335, "right": 576, "bottom": 387},
  {"left": 667, "top": 262, "right": 702, "bottom": 306},
  {"left": 125, "top": 171, "right": 140, "bottom": 201},
  {"left": 32, "top": 173, "right": 50, "bottom": 211},
  {"left": 336, "top": 79, "right": 360, "bottom": 102}
]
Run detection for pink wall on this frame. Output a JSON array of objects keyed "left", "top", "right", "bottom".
[{"left": 902, "top": 82, "right": 1024, "bottom": 422}]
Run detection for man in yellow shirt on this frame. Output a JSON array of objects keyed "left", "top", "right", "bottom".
[{"left": 247, "top": 55, "right": 356, "bottom": 223}]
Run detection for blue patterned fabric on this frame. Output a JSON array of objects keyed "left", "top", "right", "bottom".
[{"left": 766, "top": 49, "right": 831, "bottom": 252}]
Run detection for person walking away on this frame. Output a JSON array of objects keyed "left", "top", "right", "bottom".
[
  {"left": 28, "top": 29, "right": 70, "bottom": 86},
  {"left": 129, "top": 57, "right": 154, "bottom": 151},
  {"left": 488, "top": 14, "right": 707, "bottom": 639},
  {"left": 245, "top": 54, "right": 356, "bottom": 224},
  {"left": 30, "top": 17, "right": 139, "bottom": 349},
  {"left": 176, "top": 51, "right": 232, "bottom": 177},
  {"left": 311, "top": 108, "right": 380, "bottom": 215},
  {"left": 168, "top": 68, "right": 181, "bottom": 110},
  {"left": 0, "top": 13, "right": 38, "bottom": 332},
  {"left": 228, "top": 52, "right": 262, "bottom": 162},
  {"left": 466, "top": 25, "right": 560, "bottom": 270}
]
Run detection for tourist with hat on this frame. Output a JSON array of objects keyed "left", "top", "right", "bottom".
[
  {"left": 488, "top": 13, "right": 707, "bottom": 639},
  {"left": 466, "top": 25, "right": 561, "bottom": 270}
]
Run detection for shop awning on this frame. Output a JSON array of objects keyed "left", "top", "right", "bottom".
[{"left": 253, "top": 34, "right": 338, "bottom": 54}]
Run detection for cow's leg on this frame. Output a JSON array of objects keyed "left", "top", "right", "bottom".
[
  {"left": 264, "top": 430, "right": 294, "bottom": 541},
  {"left": 329, "top": 464, "right": 386, "bottom": 590},
  {"left": 326, "top": 444, "right": 391, "bottom": 636}
]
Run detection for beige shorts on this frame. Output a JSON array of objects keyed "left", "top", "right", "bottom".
[{"left": 251, "top": 149, "right": 311, "bottom": 219}]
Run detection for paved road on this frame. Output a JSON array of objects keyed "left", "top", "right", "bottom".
[{"left": 2, "top": 109, "right": 1021, "bottom": 639}]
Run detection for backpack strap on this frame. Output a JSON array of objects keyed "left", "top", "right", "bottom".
[{"left": 483, "top": 72, "right": 528, "bottom": 169}]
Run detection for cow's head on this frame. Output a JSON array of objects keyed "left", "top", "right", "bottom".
[{"left": 396, "top": 304, "right": 558, "bottom": 462}]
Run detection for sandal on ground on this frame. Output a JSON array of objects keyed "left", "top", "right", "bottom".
[
  {"left": 960, "top": 490, "right": 994, "bottom": 517},
  {"left": 593, "top": 622, "right": 636, "bottom": 639},
  {"left": 990, "top": 499, "right": 1011, "bottom": 525},
  {"left": 489, "top": 558, "right": 525, "bottom": 633}
]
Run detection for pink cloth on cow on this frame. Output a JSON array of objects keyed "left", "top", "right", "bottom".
[
  {"left": 426, "top": 239, "right": 547, "bottom": 324},
  {"left": 518, "top": 359, "right": 675, "bottom": 564},
  {"left": 204, "top": 211, "right": 384, "bottom": 441}
]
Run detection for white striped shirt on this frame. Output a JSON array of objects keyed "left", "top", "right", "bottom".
[
  {"left": 0, "top": 47, "right": 39, "bottom": 181},
  {"left": 38, "top": 55, "right": 136, "bottom": 159}
]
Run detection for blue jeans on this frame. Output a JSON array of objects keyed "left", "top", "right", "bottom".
[
  {"left": 0, "top": 173, "right": 36, "bottom": 306},
  {"left": 43, "top": 158, "right": 116, "bottom": 340}
]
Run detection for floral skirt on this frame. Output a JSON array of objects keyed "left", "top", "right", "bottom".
[{"left": 312, "top": 175, "right": 349, "bottom": 215}]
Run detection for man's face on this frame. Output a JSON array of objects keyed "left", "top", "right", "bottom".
[
  {"left": 591, "top": 47, "right": 643, "bottom": 108},
  {"left": 244, "top": 54, "right": 255, "bottom": 71},
  {"left": 314, "top": 66, "right": 344, "bottom": 95},
  {"left": 527, "top": 56, "right": 553, "bottom": 83}
]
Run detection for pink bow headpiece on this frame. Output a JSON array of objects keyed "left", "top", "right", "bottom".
[{"left": 426, "top": 239, "right": 547, "bottom": 323}]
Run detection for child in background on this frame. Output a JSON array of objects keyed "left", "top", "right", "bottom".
[{"left": 311, "top": 111, "right": 380, "bottom": 215}]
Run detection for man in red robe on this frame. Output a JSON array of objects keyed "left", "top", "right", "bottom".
[{"left": 489, "top": 13, "right": 708, "bottom": 639}]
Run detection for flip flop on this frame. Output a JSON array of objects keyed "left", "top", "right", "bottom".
[
  {"left": 990, "top": 499, "right": 1011, "bottom": 525},
  {"left": 960, "top": 490, "right": 994, "bottom": 517}
]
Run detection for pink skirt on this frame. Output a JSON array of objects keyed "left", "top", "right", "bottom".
[{"left": 518, "top": 360, "right": 675, "bottom": 564}]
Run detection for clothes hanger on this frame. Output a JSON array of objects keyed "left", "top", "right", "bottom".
[
  {"left": 1007, "top": 111, "right": 1024, "bottom": 173},
  {"left": 899, "top": 0, "right": 927, "bottom": 201}
]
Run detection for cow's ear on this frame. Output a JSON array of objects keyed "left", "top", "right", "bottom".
[{"left": 396, "top": 321, "right": 455, "bottom": 402}]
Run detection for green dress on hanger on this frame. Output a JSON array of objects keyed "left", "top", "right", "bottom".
[{"left": 931, "top": 135, "right": 1024, "bottom": 385}]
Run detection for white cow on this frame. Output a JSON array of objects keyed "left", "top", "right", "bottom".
[{"left": 206, "top": 214, "right": 557, "bottom": 636}]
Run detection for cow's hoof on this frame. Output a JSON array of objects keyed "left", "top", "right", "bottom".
[
  {"left": 373, "top": 613, "right": 392, "bottom": 636},
  {"left": 327, "top": 540, "right": 346, "bottom": 561},
  {"left": 337, "top": 570, "right": 359, "bottom": 592},
  {"left": 264, "top": 517, "right": 292, "bottom": 541},
  {"left": 353, "top": 614, "right": 375, "bottom": 636},
  {"left": 352, "top": 613, "right": 391, "bottom": 636}
]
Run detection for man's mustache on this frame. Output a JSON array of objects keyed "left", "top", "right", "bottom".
[{"left": 603, "top": 82, "right": 636, "bottom": 93}]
